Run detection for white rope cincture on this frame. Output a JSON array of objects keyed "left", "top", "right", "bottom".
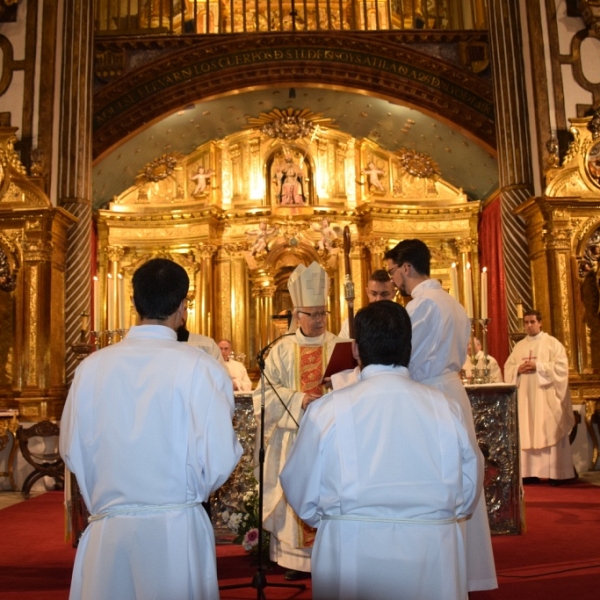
[
  {"left": 88, "top": 501, "right": 202, "bottom": 523},
  {"left": 321, "top": 514, "right": 457, "bottom": 525}
]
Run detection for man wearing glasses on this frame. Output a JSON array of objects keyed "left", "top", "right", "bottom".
[
  {"left": 384, "top": 239, "right": 497, "bottom": 593},
  {"left": 254, "top": 261, "right": 341, "bottom": 581},
  {"left": 338, "top": 269, "right": 396, "bottom": 339}
]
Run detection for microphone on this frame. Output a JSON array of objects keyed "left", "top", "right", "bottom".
[{"left": 256, "top": 332, "right": 295, "bottom": 370}]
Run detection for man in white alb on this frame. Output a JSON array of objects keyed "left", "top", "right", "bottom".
[
  {"left": 462, "top": 337, "right": 503, "bottom": 383},
  {"left": 253, "top": 261, "right": 340, "bottom": 580},
  {"left": 338, "top": 269, "right": 396, "bottom": 339},
  {"left": 281, "top": 300, "right": 482, "bottom": 600},
  {"left": 218, "top": 338, "right": 252, "bottom": 392},
  {"left": 504, "top": 310, "right": 575, "bottom": 484},
  {"left": 60, "top": 258, "right": 242, "bottom": 600},
  {"left": 384, "top": 238, "right": 497, "bottom": 592}
]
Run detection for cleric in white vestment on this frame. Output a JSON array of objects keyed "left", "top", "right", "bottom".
[
  {"left": 281, "top": 301, "right": 482, "bottom": 600},
  {"left": 385, "top": 238, "right": 497, "bottom": 592},
  {"left": 462, "top": 337, "right": 503, "bottom": 383},
  {"left": 253, "top": 261, "right": 340, "bottom": 578},
  {"left": 60, "top": 259, "right": 242, "bottom": 600},
  {"left": 504, "top": 310, "right": 574, "bottom": 482}
]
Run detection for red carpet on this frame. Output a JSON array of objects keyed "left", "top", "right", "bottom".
[
  {"left": 0, "top": 483, "right": 598, "bottom": 599},
  {"left": 471, "top": 481, "right": 600, "bottom": 600}
]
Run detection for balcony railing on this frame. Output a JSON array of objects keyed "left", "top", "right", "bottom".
[{"left": 96, "top": 0, "right": 488, "bottom": 35}]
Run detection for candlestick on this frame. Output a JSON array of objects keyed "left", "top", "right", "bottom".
[
  {"left": 480, "top": 267, "right": 488, "bottom": 319},
  {"left": 450, "top": 262, "right": 459, "bottom": 300},
  {"left": 464, "top": 263, "right": 474, "bottom": 319},
  {"left": 118, "top": 273, "right": 126, "bottom": 330},
  {"left": 93, "top": 276, "right": 100, "bottom": 331},
  {"left": 107, "top": 272, "right": 115, "bottom": 331}
]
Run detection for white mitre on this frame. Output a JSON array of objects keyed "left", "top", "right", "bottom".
[{"left": 288, "top": 261, "right": 328, "bottom": 308}]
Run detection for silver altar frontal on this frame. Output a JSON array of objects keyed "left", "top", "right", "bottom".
[
  {"left": 466, "top": 383, "right": 521, "bottom": 535},
  {"left": 217, "top": 385, "right": 522, "bottom": 537}
]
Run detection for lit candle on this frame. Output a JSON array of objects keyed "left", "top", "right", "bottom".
[
  {"left": 480, "top": 267, "right": 488, "bottom": 319},
  {"left": 118, "top": 273, "right": 126, "bottom": 330},
  {"left": 107, "top": 272, "right": 115, "bottom": 331},
  {"left": 450, "top": 262, "right": 459, "bottom": 299},
  {"left": 464, "top": 263, "right": 474, "bottom": 319},
  {"left": 93, "top": 276, "right": 100, "bottom": 331}
]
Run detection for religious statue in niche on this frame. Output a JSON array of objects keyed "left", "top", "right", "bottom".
[
  {"left": 190, "top": 164, "right": 214, "bottom": 196},
  {"left": 273, "top": 155, "right": 307, "bottom": 205},
  {"left": 246, "top": 220, "right": 278, "bottom": 257},
  {"left": 362, "top": 160, "right": 386, "bottom": 193}
]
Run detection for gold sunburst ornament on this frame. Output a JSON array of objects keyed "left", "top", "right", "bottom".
[
  {"left": 245, "top": 108, "right": 336, "bottom": 141},
  {"left": 136, "top": 153, "right": 181, "bottom": 183},
  {"left": 396, "top": 148, "right": 441, "bottom": 179}
]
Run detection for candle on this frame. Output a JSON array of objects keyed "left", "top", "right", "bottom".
[
  {"left": 118, "top": 273, "right": 126, "bottom": 330},
  {"left": 449, "top": 262, "right": 459, "bottom": 299},
  {"left": 80, "top": 312, "right": 89, "bottom": 333},
  {"left": 107, "top": 272, "right": 115, "bottom": 331},
  {"left": 516, "top": 301, "right": 524, "bottom": 320},
  {"left": 464, "top": 263, "right": 474, "bottom": 319},
  {"left": 93, "top": 276, "right": 100, "bottom": 331},
  {"left": 480, "top": 267, "right": 488, "bottom": 319}
]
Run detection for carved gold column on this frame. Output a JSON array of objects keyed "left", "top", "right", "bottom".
[
  {"left": 57, "top": 0, "right": 94, "bottom": 381},
  {"left": 251, "top": 275, "right": 275, "bottom": 365},
  {"left": 216, "top": 245, "right": 250, "bottom": 356},
  {"left": 455, "top": 236, "right": 476, "bottom": 314},
  {"left": 194, "top": 244, "right": 216, "bottom": 337},
  {"left": 515, "top": 199, "right": 576, "bottom": 369},
  {"left": 487, "top": 0, "right": 535, "bottom": 334}
]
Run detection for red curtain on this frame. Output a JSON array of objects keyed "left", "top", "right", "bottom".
[{"left": 479, "top": 196, "right": 509, "bottom": 374}]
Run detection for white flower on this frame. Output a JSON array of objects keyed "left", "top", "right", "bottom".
[
  {"left": 221, "top": 510, "right": 230, "bottom": 523},
  {"left": 228, "top": 512, "right": 243, "bottom": 533}
]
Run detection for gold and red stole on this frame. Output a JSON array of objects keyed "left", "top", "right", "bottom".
[
  {"left": 294, "top": 342, "right": 327, "bottom": 547},
  {"left": 299, "top": 345, "right": 325, "bottom": 396}
]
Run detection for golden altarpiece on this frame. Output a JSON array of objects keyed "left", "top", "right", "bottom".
[
  {"left": 516, "top": 113, "right": 600, "bottom": 470},
  {"left": 0, "top": 127, "right": 76, "bottom": 424},
  {"left": 96, "top": 110, "right": 481, "bottom": 367},
  {"left": 95, "top": 111, "right": 536, "bottom": 534}
]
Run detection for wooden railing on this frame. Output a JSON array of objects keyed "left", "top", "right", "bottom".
[{"left": 95, "top": 0, "right": 488, "bottom": 35}]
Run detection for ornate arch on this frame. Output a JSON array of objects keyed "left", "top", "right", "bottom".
[{"left": 93, "top": 32, "right": 495, "bottom": 159}]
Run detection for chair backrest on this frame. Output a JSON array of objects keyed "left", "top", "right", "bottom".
[{"left": 17, "top": 420, "right": 62, "bottom": 468}]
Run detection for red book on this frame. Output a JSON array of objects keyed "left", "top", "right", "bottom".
[{"left": 322, "top": 341, "right": 358, "bottom": 381}]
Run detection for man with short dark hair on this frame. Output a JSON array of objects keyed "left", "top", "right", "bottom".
[
  {"left": 504, "top": 310, "right": 575, "bottom": 484},
  {"left": 338, "top": 269, "right": 396, "bottom": 339},
  {"left": 61, "top": 258, "right": 242, "bottom": 600},
  {"left": 281, "top": 301, "right": 482, "bottom": 600},
  {"left": 384, "top": 238, "right": 497, "bottom": 592}
]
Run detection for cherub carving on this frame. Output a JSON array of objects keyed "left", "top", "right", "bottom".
[
  {"left": 246, "top": 221, "right": 277, "bottom": 256},
  {"left": 312, "top": 217, "right": 340, "bottom": 252},
  {"left": 362, "top": 161, "right": 385, "bottom": 192},
  {"left": 191, "top": 165, "right": 214, "bottom": 195}
]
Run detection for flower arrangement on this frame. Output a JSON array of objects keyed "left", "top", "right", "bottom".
[{"left": 220, "top": 482, "right": 269, "bottom": 553}]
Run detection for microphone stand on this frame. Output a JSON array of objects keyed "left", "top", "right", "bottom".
[{"left": 219, "top": 332, "right": 306, "bottom": 598}]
